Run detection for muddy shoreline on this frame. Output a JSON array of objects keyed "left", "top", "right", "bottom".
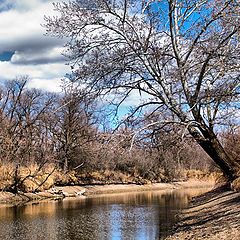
[{"left": 0, "top": 180, "right": 214, "bottom": 205}]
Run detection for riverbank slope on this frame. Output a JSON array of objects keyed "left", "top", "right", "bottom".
[
  {"left": 166, "top": 185, "right": 240, "bottom": 240},
  {"left": 0, "top": 180, "right": 214, "bottom": 205}
]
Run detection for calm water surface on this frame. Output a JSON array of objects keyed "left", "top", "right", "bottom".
[{"left": 0, "top": 188, "right": 210, "bottom": 240}]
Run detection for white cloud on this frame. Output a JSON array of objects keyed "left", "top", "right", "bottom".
[
  {"left": 0, "top": 60, "right": 68, "bottom": 79},
  {"left": 0, "top": 0, "right": 69, "bottom": 92},
  {"left": 0, "top": 0, "right": 62, "bottom": 53},
  {"left": 0, "top": 60, "right": 69, "bottom": 92},
  {"left": 27, "top": 77, "right": 63, "bottom": 92}
]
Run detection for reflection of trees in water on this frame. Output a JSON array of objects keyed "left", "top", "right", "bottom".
[
  {"left": 0, "top": 188, "right": 211, "bottom": 240},
  {"left": 0, "top": 200, "right": 58, "bottom": 220},
  {"left": 0, "top": 202, "right": 59, "bottom": 240}
]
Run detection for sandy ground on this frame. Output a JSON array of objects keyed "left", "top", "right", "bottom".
[
  {"left": 0, "top": 180, "right": 214, "bottom": 204},
  {"left": 81, "top": 181, "right": 212, "bottom": 196},
  {"left": 165, "top": 185, "right": 240, "bottom": 240}
]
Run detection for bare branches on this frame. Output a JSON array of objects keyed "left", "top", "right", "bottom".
[{"left": 45, "top": 0, "right": 240, "bottom": 180}]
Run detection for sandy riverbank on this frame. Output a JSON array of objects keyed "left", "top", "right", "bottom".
[
  {"left": 0, "top": 180, "right": 214, "bottom": 205},
  {"left": 165, "top": 185, "right": 240, "bottom": 240}
]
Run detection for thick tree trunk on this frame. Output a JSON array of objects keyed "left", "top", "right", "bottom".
[{"left": 188, "top": 126, "right": 240, "bottom": 182}]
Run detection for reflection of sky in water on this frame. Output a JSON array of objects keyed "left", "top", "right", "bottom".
[
  {"left": 108, "top": 205, "right": 157, "bottom": 239},
  {"left": 110, "top": 205, "right": 122, "bottom": 239},
  {"left": 0, "top": 188, "right": 211, "bottom": 240}
]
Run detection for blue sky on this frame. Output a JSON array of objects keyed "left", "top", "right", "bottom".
[{"left": 0, "top": 0, "right": 70, "bottom": 92}]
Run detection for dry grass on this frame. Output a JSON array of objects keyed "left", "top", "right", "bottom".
[
  {"left": 0, "top": 163, "right": 14, "bottom": 190},
  {"left": 232, "top": 177, "right": 240, "bottom": 191},
  {"left": 0, "top": 162, "right": 57, "bottom": 192},
  {"left": 0, "top": 161, "right": 229, "bottom": 193},
  {"left": 0, "top": 162, "right": 144, "bottom": 192},
  {"left": 54, "top": 170, "right": 78, "bottom": 185},
  {"left": 19, "top": 164, "right": 56, "bottom": 192},
  {"left": 181, "top": 169, "right": 220, "bottom": 182},
  {"left": 77, "top": 169, "right": 149, "bottom": 184}
]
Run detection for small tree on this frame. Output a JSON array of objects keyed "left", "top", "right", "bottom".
[
  {"left": 45, "top": 0, "right": 240, "bottom": 181},
  {"left": 52, "top": 84, "right": 96, "bottom": 172}
]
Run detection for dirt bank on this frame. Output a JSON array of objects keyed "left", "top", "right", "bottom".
[
  {"left": 165, "top": 185, "right": 240, "bottom": 240},
  {"left": 0, "top": 180, "right": 214, "bottom": 205},
  {"left": 81, "top": 180, "right": 214, "bottom": 196}
]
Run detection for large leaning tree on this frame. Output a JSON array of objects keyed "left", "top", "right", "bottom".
[{"left": 45, "top": 0, "right": 240, "bottom": 182}]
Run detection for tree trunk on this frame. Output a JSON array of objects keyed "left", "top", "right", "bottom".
[
  {"left": 188, "top": 126, "right": 240, "bottom": 182},
  {"left": 12, "top": 163, "right": 20, "bottom": 194}
]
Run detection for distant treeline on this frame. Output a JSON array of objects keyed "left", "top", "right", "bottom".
[{"left": 0, "top": 77, "right": 239, "bottom": 192}]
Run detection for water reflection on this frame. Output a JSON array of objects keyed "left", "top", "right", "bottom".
[{"left": 0, "top": 188, "right": 211, "bottom": 240}]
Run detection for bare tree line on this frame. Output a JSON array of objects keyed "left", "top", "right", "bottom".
[
  {"left": 0, "top": 77, "right": 96, "bottom": 192},
  {"left": 0, "top": 76, "right": 220, "bottom": 192}
]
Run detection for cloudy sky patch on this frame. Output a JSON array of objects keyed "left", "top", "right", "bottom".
[{"left": 0, "top": 0, "right": 69, "bottom": 92}]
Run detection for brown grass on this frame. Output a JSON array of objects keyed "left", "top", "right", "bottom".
[
  {"left": 0, "top": 162, "right": 14, "bottom": 190},
  {"left": 0, "top": 161, "right": 222, "bottom": 193},
  {"left": 232, "top": 177, "right": 240, "bottom": 191},
  {"left": 77, "top": 169, "right": 147, "bottom": 184},
  {"left": 54, "top": 170, "right": 78, "bottom": 185},
  {"left": 181, "top": 169, "right": 220, "bottom": 182},
  {"left": 0, "top": 162, "right": 57, "bottom": 192}
]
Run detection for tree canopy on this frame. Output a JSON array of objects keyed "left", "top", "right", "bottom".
[{"left": 44, "top": 0, "right": 240, "bottom": 181}]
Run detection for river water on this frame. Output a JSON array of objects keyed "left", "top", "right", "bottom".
[{"left": 0, "top": 188, "right": 210, "bottom": 240}]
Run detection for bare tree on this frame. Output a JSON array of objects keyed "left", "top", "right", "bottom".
[
  {"left": 222, "top": 127, "right": 240, "bottom": 166},
  {"left": 45, "top": 0, "right": 240, "bottom": 181},
  {"left": 50, "top": 83, "right": 97, "bottom": 172}
]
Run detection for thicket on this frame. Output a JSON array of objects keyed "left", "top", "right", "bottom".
[{"left": 0, "top": 78, "right": 233, "bottom": 193}]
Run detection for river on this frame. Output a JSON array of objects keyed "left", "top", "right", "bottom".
[{"left": 0, "top": 188, "right": 211, "bottom": 240}]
